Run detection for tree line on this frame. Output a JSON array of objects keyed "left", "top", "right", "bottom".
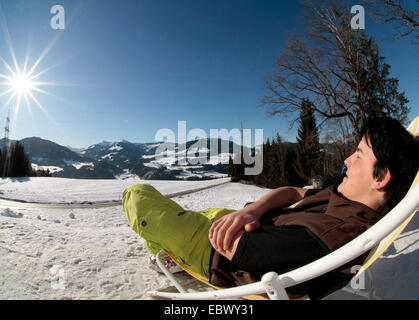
[
  {"left": 227, "top": 98, "right": 351, "bottom": 188},
  {"left": 0, "top": 141, "right": 50, "bottom": 178}
]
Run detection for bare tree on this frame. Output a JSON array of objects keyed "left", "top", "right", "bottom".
[
  {"left": 262, "top": 0, "right": 410, "bottom": 140},
  {"left": 362, "top": 0, "right": 419, "bottom": 40},
  {"left": 321, "top": 117, "right": 356, "bottom": 176}
]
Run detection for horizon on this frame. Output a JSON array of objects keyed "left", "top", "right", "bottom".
[
  {"left": 0, "top": 0, "right": 418, "bottom": 149},
  {"left": 4, "top": 134, "right": 299, "bottom": 150}
]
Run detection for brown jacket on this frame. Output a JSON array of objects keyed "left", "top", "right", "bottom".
[{"left": 210, "top": 187, "right": 381, "bottom": 291}]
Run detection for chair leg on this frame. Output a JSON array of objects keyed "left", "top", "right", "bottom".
[
  {"left": 261, "top": 272, "right": 289, "bottom": 300},
  {"left": 155, "top": 250, "right": 187, "bottom": 293}
]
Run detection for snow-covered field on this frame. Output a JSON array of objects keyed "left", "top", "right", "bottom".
[
  {"left": 0, "top": 177, "right": 417, "bottom": 300},
  {"left": 0, "top": 177, "right": 230, "bottom": 203}
]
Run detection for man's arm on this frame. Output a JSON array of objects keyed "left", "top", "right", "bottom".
[{"left": 209, "top": 186, "right": 307, "bottom": 260}]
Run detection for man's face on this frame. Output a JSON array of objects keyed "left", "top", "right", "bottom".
[{"left": 337, "top": 135, "right": 378, "bottom": 202}]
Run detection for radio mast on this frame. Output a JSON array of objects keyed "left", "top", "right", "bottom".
[{"left": 3, "top": 109, "right": 10, "bottom": 150}]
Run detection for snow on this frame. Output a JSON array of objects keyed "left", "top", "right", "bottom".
[
  {"left": 108, "top": 145, "right": 123, "bottom": 151},
  {"left": 0, "top": 177, "right": 230, "bottom": 203},
  {"left": 31, "top": 163, "right": 64, "bottom": 173},
  {"left": 31, "top": 160, "right": 95, "bottom": 171},
  {"left": 100, "top": 153, "right": 116, "bottom": 160},
  {"left": 143, "top": 143, "right": 161, "bottom": 150},
  {"left": 141, "top": 147, "right": 230, "bottom": 179},
  {"left": 63, "top": 160, "right": 94, "bottom": 170},
  {"left": 207, "top": 153, "right": 231, "bottom": 165},
  {"left": 0, "top": 177, "right": 417, "bottom": 300},
  {"left": 143, "top": 162, "right": 161, "bottom": 169}
]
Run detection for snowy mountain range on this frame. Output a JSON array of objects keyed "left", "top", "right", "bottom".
[{"left": 2, "top": 137, "right": 245, "bottom": 180}]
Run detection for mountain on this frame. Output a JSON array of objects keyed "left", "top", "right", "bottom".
[
  {"left": 7, "top": 137, "right": 243, "bottom": 180},
  {"left": 1, "top": 137, "right": 123, "bottom": 179},
  {"left": 81, "top": 141, "right": 141, "bottom": 170},
  {"left": 81, "top": 138, "right": 242, "bottom": 180},
  {"left": 19, "top": 137, "right": 86, "bottom": 167}
]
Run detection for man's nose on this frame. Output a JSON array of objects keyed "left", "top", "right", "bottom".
[{"left": 344, "top": 156, "right": 351, "bottom": 168}]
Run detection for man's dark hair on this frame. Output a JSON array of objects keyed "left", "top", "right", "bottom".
[{"left": 361, "top": 117, "right": 419, "bottom": 214}]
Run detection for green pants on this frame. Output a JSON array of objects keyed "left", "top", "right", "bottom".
[{"left": 122, "top": 184, "right": 234, "bottom": 280}]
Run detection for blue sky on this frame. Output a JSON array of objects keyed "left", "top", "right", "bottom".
[{"left": 0, "top": 0, "right": 418, "bottom": 148}]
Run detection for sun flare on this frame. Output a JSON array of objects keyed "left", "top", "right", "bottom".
[
  {"left": 10, "top": 72, "right": 34, "bottom": 94},
  {"left": 0, "top": 60, "right": 50, "bottom": 118},
  {"left": 0, "top": 45, "right": 61, "bottom": 133},
  {"left": 0, "top": 2, "right": 68, "bottom": 134}
]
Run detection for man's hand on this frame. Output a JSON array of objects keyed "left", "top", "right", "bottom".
[
  {"left": 209, "top": 206, "right": 261, "bottom": 252},
  {"left": 208, "top": 186, "right": 307, "bottom": 257}
]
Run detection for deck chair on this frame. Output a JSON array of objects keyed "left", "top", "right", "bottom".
[{"left": 149, "top": 116, "right": 419, "bottom": 300}]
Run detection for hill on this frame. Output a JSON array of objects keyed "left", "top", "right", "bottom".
[{"left": 1, "top": 137, "right": 244, "bottom": 180}]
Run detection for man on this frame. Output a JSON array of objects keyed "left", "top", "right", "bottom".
[
  {"left": 209, "top": 121, "right": 396, "bottom": 258},
  {"left": 123, "top": 117, "right": 418, "bottom": 299},
  {"left": 207, "top": 117, "right": 418, "bottom": 298}
]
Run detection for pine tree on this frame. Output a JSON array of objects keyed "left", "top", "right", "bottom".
[
  {"left": 270, "top": 133, "right": 288, "bottom": 188},
  {"left": 230, "top": 151, "right": 244, "bottom": 182},
  {"left": 0, "top": 148, "right": 2, "bottom": 177},
  {"left": 2, "top": 141, "right": 33, "bottom": 177},
  {"left": 293, "top": 99, "right": 322, "bottom": 184},
  {"left": 227, "top": 156, "right": 233, "bottom": 177},
  {"left": 259, "top": 138, "right": 272, "bottom": 187},
  {"left": 1, "top": 147, "right": 8, "bottom": 177},
  {"left": 266, "top": 138, "right": 278, "bottom": 188}
]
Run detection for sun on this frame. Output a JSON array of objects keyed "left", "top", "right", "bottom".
[
  {"left": 0, "top": 42, "right": 61, "bottom": 131},
  {"left": 0, "top": 59, "right": 51, "bottom": 117},
  {"left": 10, "top": 72, "right": 34, "bottom": 94},
  {"left": 0, "top": 4, "right": 68, "bottom": 140},
  {"left": 0, "top": 50, "right": 63, "bottom": 141}
]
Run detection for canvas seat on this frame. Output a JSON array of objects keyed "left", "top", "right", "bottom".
[{"left": 149, "top": 116, "right": 419, "bottom": 300}]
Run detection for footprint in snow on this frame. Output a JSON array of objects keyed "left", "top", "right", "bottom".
[{"left": 1, "top": 208, "right": 23, "bottom": 218}]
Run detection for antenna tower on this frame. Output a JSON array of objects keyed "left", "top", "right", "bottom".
[{"left": 3, "top": 109, "right": 10, "bottom": 150}]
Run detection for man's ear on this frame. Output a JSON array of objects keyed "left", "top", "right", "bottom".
[{"left": 373, "top": 168, "right": 392, "bottom": 191}]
